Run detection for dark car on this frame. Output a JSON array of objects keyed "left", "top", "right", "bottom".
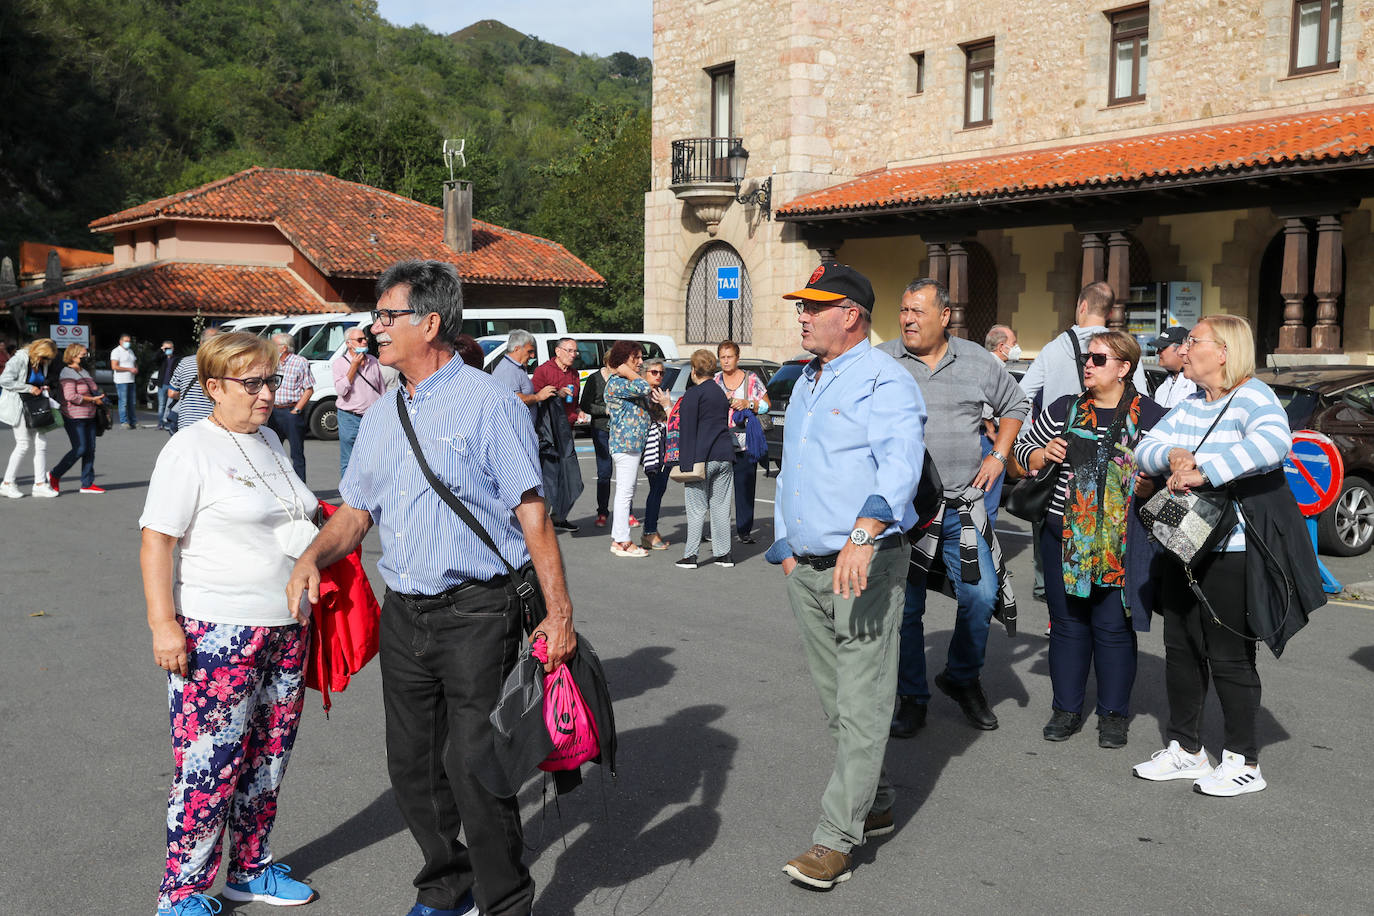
[
  {"left": 1254, "top": 365, "right": 1374, "bottom": 557},
  {"left": 660, "top": 357, "right": 781, "bottom": 408},
  {"left": 763, "top": 358, "right": 810, "bottom": 466}
]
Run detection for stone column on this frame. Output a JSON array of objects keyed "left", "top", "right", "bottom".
[
  {"left": 1080, "top": 232, "right": 1106, "bottom": 288},
  {"left": 926, "top": 240, "right": 949, "bottom": 287},
  {"left": 807, "top": 239, "right": 844, "bottom": 263},
  {"left": 1278, "top": 218, "right": 1311, "bottom": 351},
  {"left": 1311, "top": 214, "right": 1343, "bottom": 352},
  {"left": 1106, "top": 231, "right": 1131, "bottom": 330},
  {"left": 948, "top": 241, "right": 969, "bottom": 338}
]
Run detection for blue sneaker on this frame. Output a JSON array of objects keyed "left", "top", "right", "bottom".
[
  {"left": 156, "top": 895, "right": 222, "bottom": 916},
  {"left": 223, "top": 863, "right": 316, "bottom": 906},
  {"left": 404, "top": 891, "right": 479, "bottom": 916}
]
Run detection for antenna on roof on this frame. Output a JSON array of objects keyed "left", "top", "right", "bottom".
[{"left": 443, "top": 139, "right": 466, "bottom": 180}]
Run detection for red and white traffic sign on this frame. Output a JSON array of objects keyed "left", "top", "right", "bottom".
[
  {"left": 50, "top": 324, "right": 90, "bottom": 346},
  {"left": 1284, "top": 429, "right": 1344, "bottom": 517}
]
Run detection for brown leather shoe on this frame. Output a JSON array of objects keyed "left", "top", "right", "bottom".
[
  {"left": 783, "top": 844, "right": 852, "bottom": 889},
  {"left": 863, "top": 807, "right": 894, "bottom": 838}
]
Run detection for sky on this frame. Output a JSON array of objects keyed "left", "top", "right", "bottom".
[{"left": 375, "top": 0, "right": 653, "bottom": 59}]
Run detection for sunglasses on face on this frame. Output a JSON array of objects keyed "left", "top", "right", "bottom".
[
  {"left": 219, "top": 374, "right": 283, "bottom": 394},
  {"left": 1084, "top": 353, "right": 1122, "bottom": 367}
]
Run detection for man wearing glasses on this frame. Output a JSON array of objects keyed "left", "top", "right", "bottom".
[
  {"left": 767, "top": 263, "right": 926, "bottom": 890},
  {"left": 266, "top": 333, "right": 313, "bottom": 483},
  {"left": 332, "top": 326, "right": 386, "bottom": 476},
  {"left": 289, "top": 261, "right": 576, "bottom": 916},
  {"left": 531, "top": 338, "right": 585, "bottom": 530}
]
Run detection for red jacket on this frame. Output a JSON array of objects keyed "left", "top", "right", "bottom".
[{"left": 306, "top": 502, "right": 382, "bottom": 713}]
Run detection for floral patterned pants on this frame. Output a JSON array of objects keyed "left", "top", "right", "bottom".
[{"left": 158, "top": 617, "right": 308, "bottom": 907}]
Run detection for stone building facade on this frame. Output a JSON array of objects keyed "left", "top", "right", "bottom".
[{"left": 647, "top": 0, "right": 1374, "bottom": 363}]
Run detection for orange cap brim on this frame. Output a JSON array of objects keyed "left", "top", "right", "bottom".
[{"left": 781, "top": 288, "right": 849, "bottom": 302}]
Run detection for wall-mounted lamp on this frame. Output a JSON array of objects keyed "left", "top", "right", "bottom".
[{"left": 727, "top": 141, "right": 771, "bottom": 220}]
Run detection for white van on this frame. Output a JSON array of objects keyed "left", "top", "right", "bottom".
[
  {"left": 300, "top": 308, "right": 570, "bottom": 439},
  {"left": 480, "top": 333, "right": 680, "bottom": 378}
]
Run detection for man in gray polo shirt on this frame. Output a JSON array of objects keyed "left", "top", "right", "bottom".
[{"left": 878, "top": 278, "right": 1029, "bottom": 737}]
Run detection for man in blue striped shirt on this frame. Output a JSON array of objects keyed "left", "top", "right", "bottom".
[
  {"left": 766, "top": 263, "right": 926, "bottom": 891},
  {"left": 165, "top": 327, "right": 219, "bottom": 435},
  {"left": 288, "top": 261, "right": 575, "bottom": 916}
]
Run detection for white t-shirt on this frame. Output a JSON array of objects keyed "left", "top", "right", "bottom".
[
  {"left": 110, "top": 345, "right": 137, "bottom": 384},
  {"left": 139, "top": 419, "right": 319, "bottom": 627}
]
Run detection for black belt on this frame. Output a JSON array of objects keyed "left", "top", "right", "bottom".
[
  {"left": 795, "top": 534, "right": 905, "bottom": 571},
  {"left": 394, "top": 574, "right": 511, "bottom": 611}
]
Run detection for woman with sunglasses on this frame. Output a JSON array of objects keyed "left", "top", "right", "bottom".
[
  {"left": 140, "top": 332, "right": 319, "bottom": 914},
  {"left": 1014, "top": 331, "right": 1166, "bottom": 750}
]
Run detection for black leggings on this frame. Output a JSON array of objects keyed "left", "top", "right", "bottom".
[{"left": 1160, "top": 551, "right": 1261, "bottom": 762}]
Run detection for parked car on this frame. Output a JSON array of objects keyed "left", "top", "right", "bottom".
[
  {"left": 1254, "top": 365, "right": 1374, "bottom": 557},
  {"left": 481, "top": 333, "right": 680, "bottom": 377},
  {"left": 762, "top": 358, "right": 810, "bottom": 467},
  {"left": 659, "top": 357, "right": 781, "bottom": 408}
]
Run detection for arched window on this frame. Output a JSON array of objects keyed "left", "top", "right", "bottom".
[{"left": 685, "top": 242, "right": 753, "bottom": 343}]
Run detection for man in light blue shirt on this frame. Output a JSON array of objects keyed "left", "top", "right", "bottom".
[
  {"left": 767, "top": 263, "right": 926, "bottom": 891},
  {"left": 287, "top": 261, "right": 575, "bottom": 916},
  {"left": 491, "top": 328, "right": 557, "bottom": 424}
]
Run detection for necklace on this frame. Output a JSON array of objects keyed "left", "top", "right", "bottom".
[{"left": 210, "top": 414, "right": 303, "bottom": 519}]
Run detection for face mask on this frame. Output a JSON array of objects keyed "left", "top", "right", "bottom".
[
  {"left": 1006, "top": 344, "right": 1022, "bottom": 361},
  {"left": 80, "top": 356, "right": 91, "bottom": 369},
  {"left": 351, "top": 345, "right": 368, "bottom": 354},
  {"left": 121, "top": 342, "right": 132, "bottom": 350},
  {"left": 163, "top": 347, "right": 173, "bottom": 355}
]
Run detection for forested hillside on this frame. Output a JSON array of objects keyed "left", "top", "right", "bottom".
[{"left": 0, "top": 2, "right": 651, "bottom": 329}]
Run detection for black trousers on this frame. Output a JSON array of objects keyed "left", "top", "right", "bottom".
[
  {"left": 267, "top": 406, "right": 307, "bottom": 483},
  {"left": 731, "top": 449, "right": 756, "bottom": 536},
  {"left": 1160, "top": 551, "right": 1262, "bottom": 762},
  {"left": 381, "top": 584, "right": 533, "bottom": 916}
]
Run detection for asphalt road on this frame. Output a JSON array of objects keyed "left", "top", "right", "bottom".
[{"left": 2, "top": 425, "right": 1372, "bottom": 915}]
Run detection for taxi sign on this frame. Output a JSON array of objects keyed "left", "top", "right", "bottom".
[
  {"left": 1284, "top": 429, "right": 1344, "bottom": 517},
  {"left": 716, "top": 265, "right": 740, "bottom": 300}
]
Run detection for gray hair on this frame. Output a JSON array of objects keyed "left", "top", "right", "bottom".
[
  {"left": 376, "top": 260, "right": 464, "bottom": 344},
  {"left": 200, "top": 327, "right": 220, "bottom": 342},
  {"left": 507, "top": 329, "right": 535, "bottom": 350},
  {"left": 903, "top": 277, "right": 950, "bottom": 310},
  {"left": 641, "top": 357, "right": 665, "bottom": 375},
  {"left": 985, "top": 325, "right": 1012, "bottom": 351},
  {"left": 271, "top": 332, "right": 295, "bottom": 353}
]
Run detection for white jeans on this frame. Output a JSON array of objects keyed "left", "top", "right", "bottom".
[
  {"left": 611, "top": 452, "right": 641, "bottom": 542},
  {"left": 4, "top": 425, "right": 47, "bottom": 484}
]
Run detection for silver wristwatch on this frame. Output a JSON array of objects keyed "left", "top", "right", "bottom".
[{"left": 849, "top": 528, "right": 875, "bottom": 547}]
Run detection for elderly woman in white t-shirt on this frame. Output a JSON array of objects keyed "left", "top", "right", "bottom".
[{"left": 139, "top": 332, "right": 319, "bottom": 915}]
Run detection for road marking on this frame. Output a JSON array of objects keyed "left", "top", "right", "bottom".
[{"left": 1328, "top": 598, "right": 1374, "bottom": 610}]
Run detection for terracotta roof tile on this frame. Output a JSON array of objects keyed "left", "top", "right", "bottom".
[
  {"left": 91, "top": 168, "right": 604, "bottom": 288},
  {"left": 778, "top": 103, "right": 1374, "bottom": 217},
  {"left": 18, "top": 242, "right": 113, "bottom": 275},
  {"left": 1, "top": 262, "right": 337, "bottom": 316}
]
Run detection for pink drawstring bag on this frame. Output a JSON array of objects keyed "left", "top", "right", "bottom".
[{"left": 531, "top": 638, "right": 600, "bottom": 772}]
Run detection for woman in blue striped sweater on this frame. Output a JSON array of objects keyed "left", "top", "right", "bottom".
[{"left": 1130, "top": 314, "right": 1292, "bottom": 797}]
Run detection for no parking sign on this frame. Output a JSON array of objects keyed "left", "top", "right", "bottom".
[
  {"left": 1285, "top": 430, "right": 1344, "bottom": 517},
  {"left": 50, "top": 324, "right": 90, "bottom": 347}
]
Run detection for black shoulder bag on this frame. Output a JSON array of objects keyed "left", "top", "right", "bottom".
[{"left": 395, "top": 390, "right": 548, "bottom": 635}]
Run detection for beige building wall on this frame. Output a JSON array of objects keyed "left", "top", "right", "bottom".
[{"left": 649, "top": 0, "right": 1372, "bottom": 363}]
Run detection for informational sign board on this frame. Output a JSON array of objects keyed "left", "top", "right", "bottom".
[
  {"left": 1285, "top": 429, "right": 1344, "bottom": 517},
  {"left": 50, "top": 324, "right": 90, "bottom": 347},
  {"left": 59, "top": 298, "right": 79, "bottom": 325},
  {"left": 716, "top": 265, "right": 741, "bottom": 300},
  {"left": 1166, "top": 282, "right": 1201, "bottom": 329}
]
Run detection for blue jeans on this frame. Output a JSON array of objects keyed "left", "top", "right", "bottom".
[
  {"left": 898, "top": 506, "right": 999, "bottom": 699},
  {"left": 157, "top": 385, "right": 172, "bottom": 428},
  {"left": 116, "top": 383, "right": 136, "bottom": 426},
  {"left": 52, "top": 417, "right": 97, "bottom": 488},
  {"left": 641, "top": 467, "right": 671, "bottom": 534},
  {"left": 590, "top": 427, "right": 612, "bottom": 516},
  {"left": 337, "top": 407, "right": 361, "bottom": 477},
  {"left": 731, "top": 449, "right": 757, "bottom": 536},
  {"left": 267, "top": 406, "right": 307, "bottom": 483},
  {"left": 1041, "top": 525, "right": 1138, "bottom": 716},
  {"left": 981, "top": 434, "right": 1002, "bottom": 528}
]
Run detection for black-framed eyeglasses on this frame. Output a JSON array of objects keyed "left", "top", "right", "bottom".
[
  {"left": 219, "top": 374, "right": 283, "bottom": 394},
  {"left": 371, "top": 308, "right": 417, "bottom": 327},
  {"left": 1084, "top": 353, "right": 1124, "bottom": 367}
]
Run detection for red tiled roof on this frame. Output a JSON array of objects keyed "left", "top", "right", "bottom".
[
  {"left": 18, "top": 242, "right": 113, "bottom": 274},
  {"left": 779, "top": 103, "right": 1374, "bottom": 218},
  {"left": 91, "top": 167, "right": 604, "bottom": 288},
  {"left": 1, "top": 262, "right": 337, "bottom": 316}
]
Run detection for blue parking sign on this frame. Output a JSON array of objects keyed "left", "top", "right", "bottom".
[
  {"left": 59, "top": 299, "right": 79, "bottom": 325},
  {"left": 716, "top": 266, "right": 740, "bottom": 300}
]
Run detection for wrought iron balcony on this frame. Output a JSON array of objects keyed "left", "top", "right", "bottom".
[{"left": 671, "top": 137, "right": 740, "bottom": 186}]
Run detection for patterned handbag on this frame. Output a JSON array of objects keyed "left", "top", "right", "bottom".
[{"left": 1138, "top": 486, "right": 1237, "bottom": 569}]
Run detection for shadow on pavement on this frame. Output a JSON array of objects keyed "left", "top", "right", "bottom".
[
  {"left": 529, "top": 704, "right": 734, "bottom": 916},
  {"left": 283, "top": 789, "right": 406, "bottom": 880},
  {"left": 1351, "top": 645, "right": 1374, "bottom": 674},
  {"left": 599, "top": 646, "right": 676, "bottom": 703}
]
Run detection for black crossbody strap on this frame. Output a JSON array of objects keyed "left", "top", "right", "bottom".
[
  {"left": 1194, "top": 393, "right": 1237, "bottom": 452},
  {"left": 394, "top": 390, "right": 520, "bottom": 581},
  {"left": 1066, "top": 330, "right": 1085, "bottom": 394}
]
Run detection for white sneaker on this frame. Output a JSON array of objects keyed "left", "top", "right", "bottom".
[
  {"left": 1193, "top": 750, "right": 1266, "bottom": 796},
  {"left": 30, "top": 482, "right": 59, "bottom": 498},
  {"left": 0, "top": 481, "right": 23, "bottom": 499},
  {"left": 1132, "top": 740, "right": 1213, "bottom": 781}
]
